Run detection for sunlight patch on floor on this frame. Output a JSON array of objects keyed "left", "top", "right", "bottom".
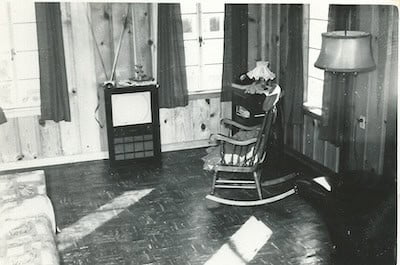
[
  {"left": 313, "top": 177, "right": 332, "bottom": 191},
  {"left": 57, "top": 188, "right": 153, "bottom": 251},
  {"left": 205, "top": 216, "right": 273, "bottom": 265}
]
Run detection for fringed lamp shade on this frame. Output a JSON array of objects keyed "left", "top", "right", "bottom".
[{"left": 314, "top": 31, "right": 375, "bottom": 72}]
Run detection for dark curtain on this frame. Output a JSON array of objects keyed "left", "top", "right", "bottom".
[
  {"left": 254, "top": 4, "right": 304, "bottom": 151},
  {"left": 281, "top": 5, "right": 304, "bottom": 126},
  {"left": 0, "top": 107, "right": 7, "bottom": 124},
  {"left": 157, "top": 4, "right": 188, "bottom": 108},
  {"left": 35, "top": 3, "right": 70, "bottom": 122},
  {"left": 319, "top": 5, "right": 358, "bottom": 146},
  {"left": 254, "top": 4, "right": 304, "bottom": 165},
  {"left": 221, "top": 4, "right": 248, "bottom": 101}
]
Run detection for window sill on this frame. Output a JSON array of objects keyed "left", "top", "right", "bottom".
[
  {"left": 188, "top": 90, "right": 221, "bottom": 100},
  {"left": 3, "top": 106, "right": 40, "bottom": 119},
  {"left": 303, "top": 104, "right": 322, "bottom": 120}
]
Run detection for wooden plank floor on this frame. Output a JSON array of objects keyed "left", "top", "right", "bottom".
[{"left": 23, "top": 149, "right": 334, "bottom": 264}]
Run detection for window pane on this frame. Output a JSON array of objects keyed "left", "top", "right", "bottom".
[
  {"left": 309, "top": 19, "right": 328, "bottom": 49},
  {"left": 182, "top": 17, "right": 193, "bottom": 33},
  {"left": 308, "top": 48, "right": 324, "bottom": 80},
  {"left": 180, "top": 2, "right": 197, "bottom": 14},
  {"left": 202, "top": 13, "right": 224, "bottom": 38},
  {"left": 201, "top": 64, "right": 223, "bottom": 90},
  {"left": 16, "top": 79, "right": 40, "bottom": 107},
  {"left": 0, "top": 53, "right": 12, "bottom": 81},
  {"left": 181, "top": 14, "right": 197, "bottom": 40},
  {"left": 15, "top": 51, "right": 40, "bottom": 79},
  {"left": 13, "top": 23, "right": 38, "bottom": 51},
  {"left": 0, "top": 81, "right": 14, "bottom": 107},
  {"left": 305, "top": 2, "right": 329, "bottom": 110},
  {"left": 184, "top": 40, "right": 199, "bottom": 66},
  {"left": 202, "top": 39, "right": 224, "bottom": 65},
  {"left": 0, "top": 2, "right": 9, "bottom": 25},
  {"left": 306, "top": 77, "right": 323, "bottom": 108},
  {"left": 209, "top": 17, "right": 220, "bottom": 32},
  {"left": 310, "top": 2, "right": 329, "bottom": 20},
  {"left": 0, "top": 25, "right": 11, "bottom": 53},
  {"left": 202, "top": 2, "right": 224, "bottom": 13},
  {"left": 186, "top": 66, "right": 200, "bottom": 92},
  {"left": 10, "top": 2, "right": 36, "bottom": 23}
]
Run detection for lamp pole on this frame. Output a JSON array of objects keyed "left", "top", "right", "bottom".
[{"left": 337, "top": 72, "right": 355, "bottom": 172}]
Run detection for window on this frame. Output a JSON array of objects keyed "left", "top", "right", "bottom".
[
  {"left": 304, "top": 2, "right": 329, "bottom": 114},
  {"left": 0, "top": 2, "right": 40, "bottom": 117},
  {"left": 180, "top": 2, "right": 224, "bottom": 94}
]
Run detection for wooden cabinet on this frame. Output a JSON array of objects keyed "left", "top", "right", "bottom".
[
  {"left": 104, "top": 85, "right": 161, "bottom": 166},
  {"left": 231, "top": 84, "right": 265, "bottom": 132}
]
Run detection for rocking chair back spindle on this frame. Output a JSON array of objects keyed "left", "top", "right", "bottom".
[{"left": 219, "top": 105, "right": 276, "bottom": 168}]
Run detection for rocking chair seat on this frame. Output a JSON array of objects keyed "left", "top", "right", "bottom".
[{"left": 202, "top": 129, "right": 259, "bottom": 171}]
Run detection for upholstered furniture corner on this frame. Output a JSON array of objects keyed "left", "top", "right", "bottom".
[{"left": 0, "top": 170, "right": 59, "bottom": 265}]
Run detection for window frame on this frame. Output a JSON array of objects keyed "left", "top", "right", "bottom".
[
  {"left": 303, "top": 2, "right": 329, "bottom": 117},
  {"left": 0, "top": 2, "right": 41, "bottom": 118},
  {"left": 180, "top": 2, "right": 225, "bottom": 95}
]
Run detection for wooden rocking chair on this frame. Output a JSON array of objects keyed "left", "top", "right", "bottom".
[{"left": 203, "top": 85, "right": 296, "bottom": 206}]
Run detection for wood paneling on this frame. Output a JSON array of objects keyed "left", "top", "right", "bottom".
[
  {"left": 295, "top": 114, "right": 339, "bottom": 173},
  {"left": 59, "top": 2, "right": 83, "bottom": 156},
  {"left": 0, "top": 119, "right": 21, "bottom": 163},
  {"left": 312, "top": 120, "right": 325, "bottom": 165},
  {"left": 131, "top": 4, "right": 152, "bottom": 77},
  {"left": 159, "top": 98, "right": 222, "bottom": 146},
  {"left": 110, "top": 3, "right": 132, "bottom": 81},
  {"left": 192, "top": 99, "right": 214, "bottom": 140},
  {"left": 17, "top": 116, "right": 40, "bottom": 160},
  {"left": 69, "top": 2, "right": 102, "bottom": 154},
  {"left": 303, "top": 115, "right": 314, "bottom": 159},
  {"left": 363, "top": 6, "right": 381, "bottom": 173},
  {"left": 38, "top": 120, "right": 62, "bottom": 158},
  {"left": 292, "top": 124, "right": 303, "bottom": 153},
  {"left": 89, "top": 3, "right": 114, "bottom": 151}
]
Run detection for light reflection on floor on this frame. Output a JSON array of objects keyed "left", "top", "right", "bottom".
[
  {"left": 57, "top": 188, "right": 153, "bottom": 251},
  {"left": 205, "top": 216, "right": 273, "bottom": 265}
]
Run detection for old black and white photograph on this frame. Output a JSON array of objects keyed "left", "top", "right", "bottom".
[{"left": 0, "top": 0, "right": 397, "bottom": 264}]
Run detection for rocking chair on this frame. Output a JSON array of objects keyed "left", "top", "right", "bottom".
[{"left": 203, "top": 85, "right": 296, "bottom": 206}]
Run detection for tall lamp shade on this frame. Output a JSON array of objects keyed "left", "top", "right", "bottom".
[{"left": 314, "top": 31, "right": 375, "bottom": 73}]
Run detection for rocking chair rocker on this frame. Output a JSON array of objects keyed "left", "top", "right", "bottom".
[{"left": 203, "top": 85, "right": 296, "bottom": 206}]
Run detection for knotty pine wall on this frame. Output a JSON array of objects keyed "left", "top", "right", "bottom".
[{"left": 0, "top": 2, "right": 230, "bottom": 169}]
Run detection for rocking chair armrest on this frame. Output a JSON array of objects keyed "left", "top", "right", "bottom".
[
  {"left": 221, "top": 118, "right": 260, "bottom": 131},
  {"left": 210, "top": 134, "right": 258, "bottom": 146}
]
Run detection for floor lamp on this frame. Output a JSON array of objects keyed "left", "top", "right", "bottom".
[{"left": 314, "top": 31, "right": 375, "bottom": 172}]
